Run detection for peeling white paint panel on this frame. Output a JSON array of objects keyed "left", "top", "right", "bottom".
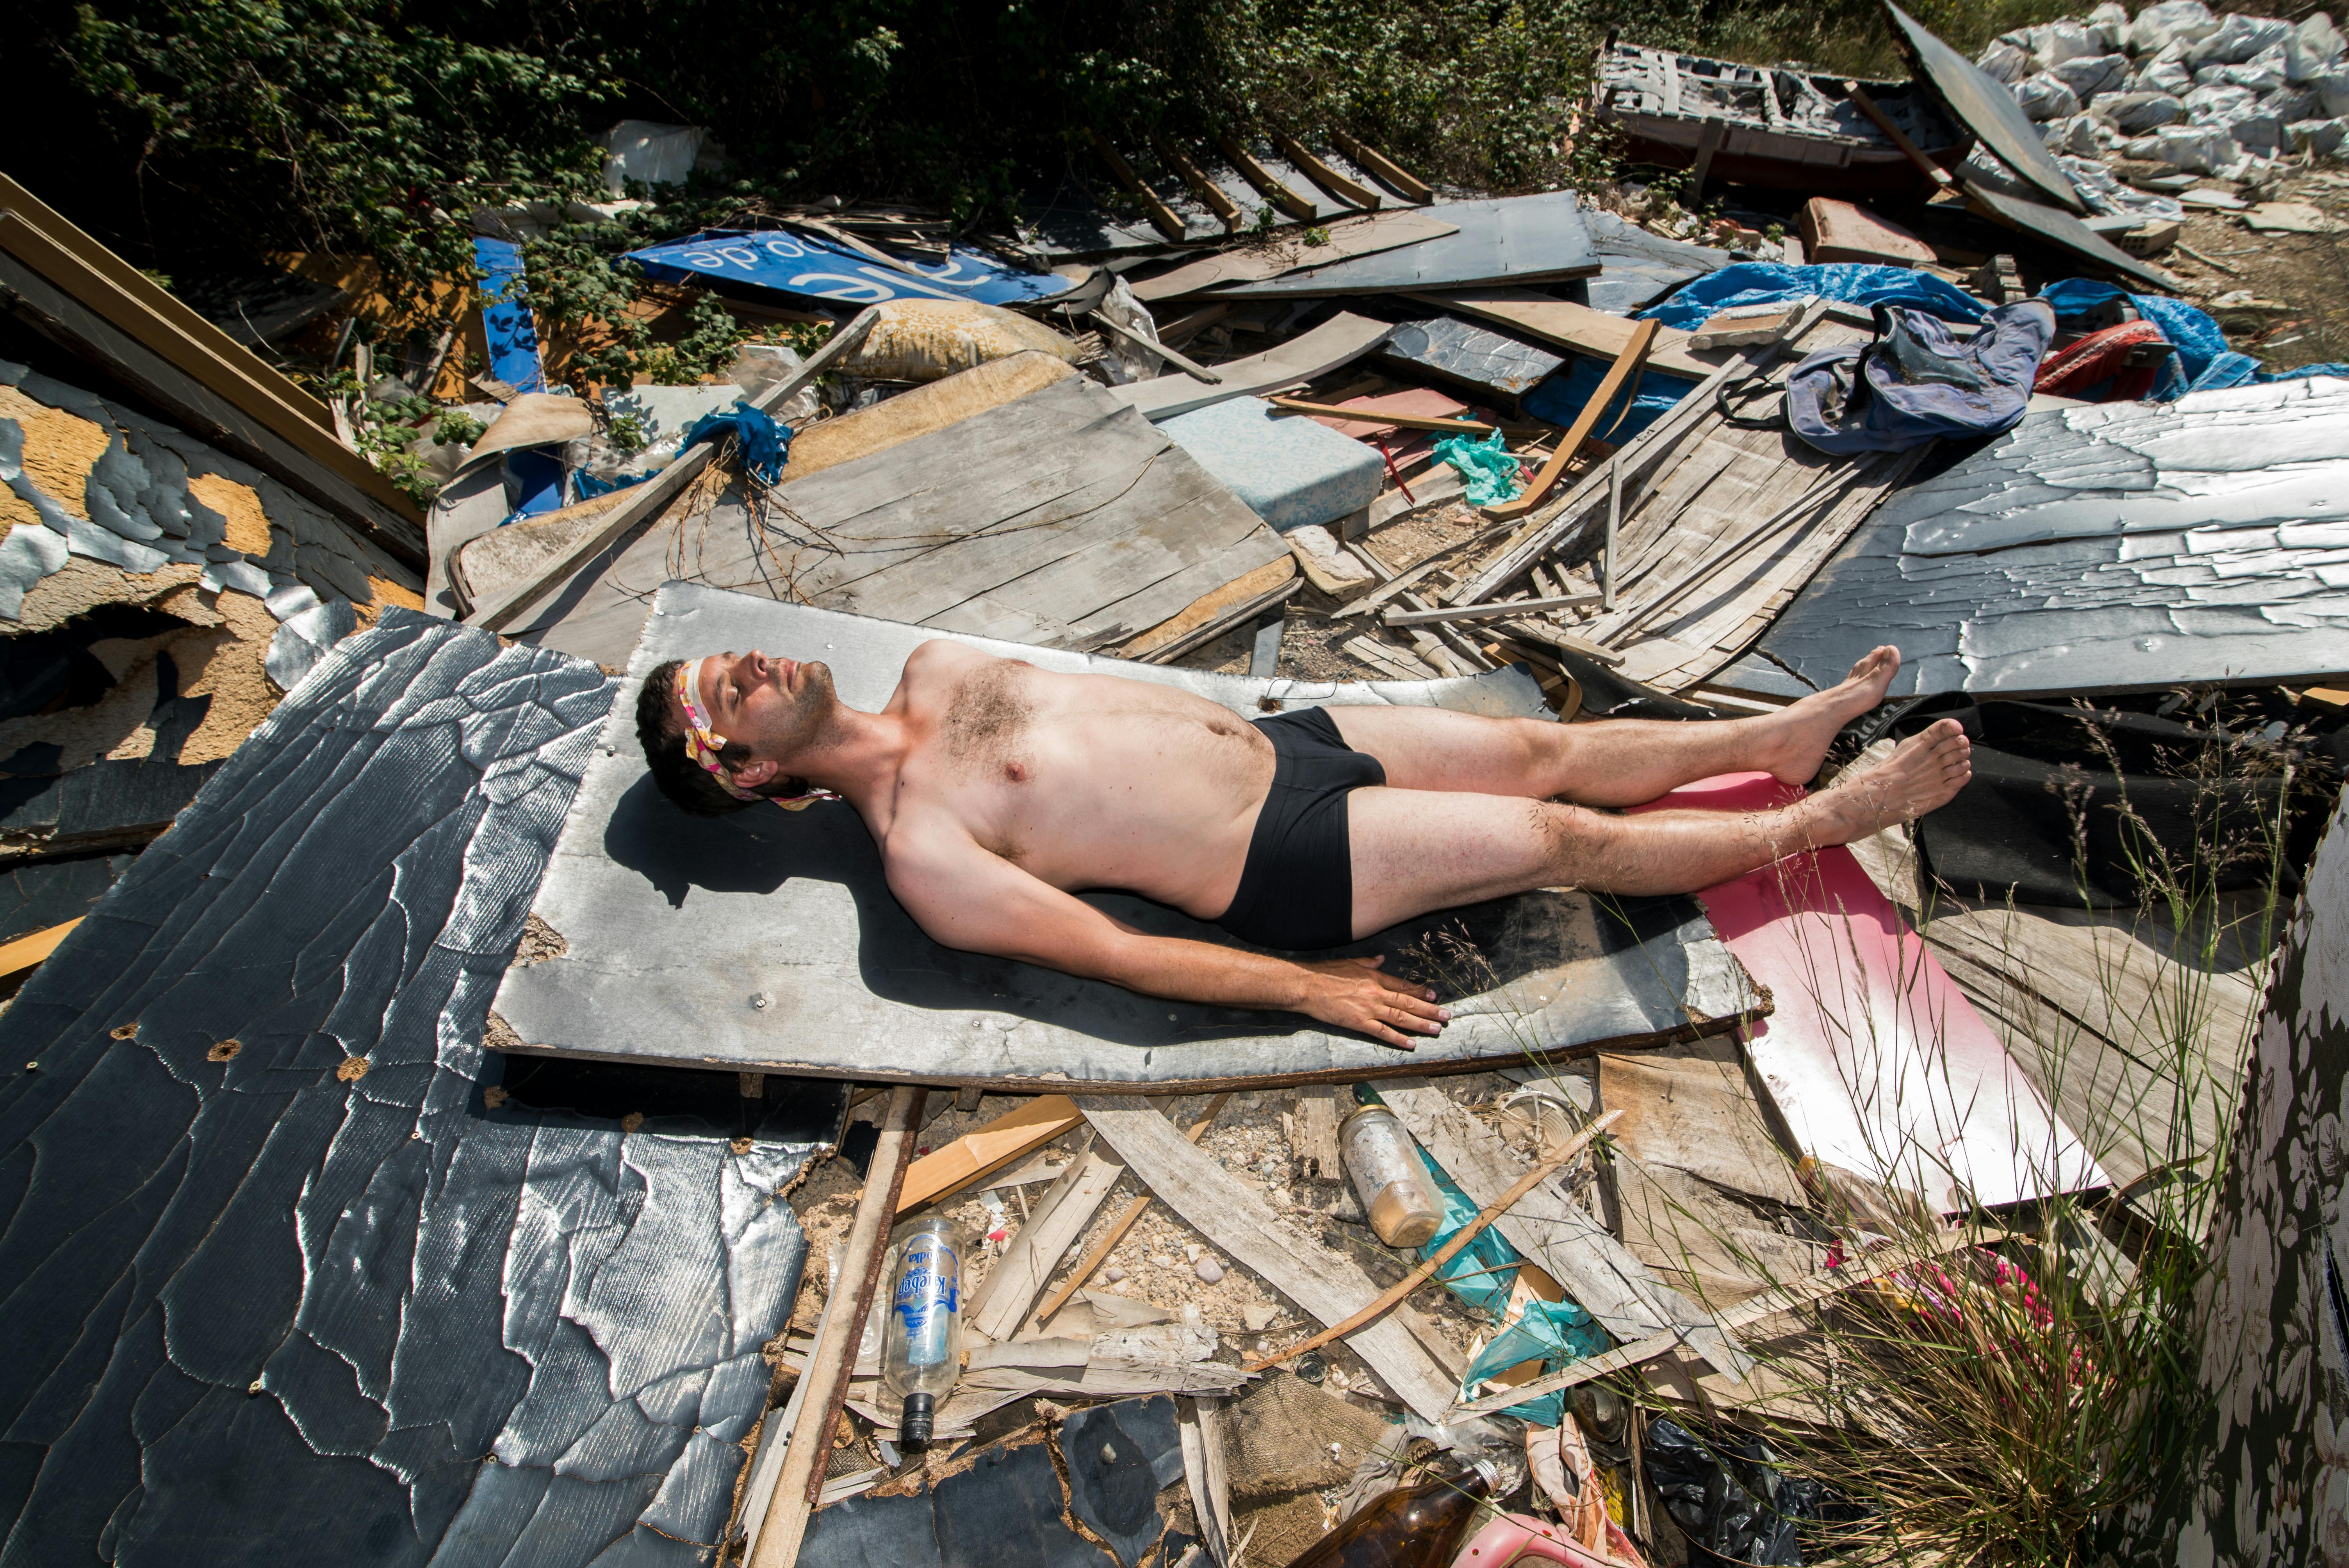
[{"left": 1742, "top": 380, "right": 2349, "bottom": 700}]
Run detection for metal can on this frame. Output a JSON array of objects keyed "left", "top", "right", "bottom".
[{"left": 1339, "top": 1105, "right": 1445, "bottom": 1248}]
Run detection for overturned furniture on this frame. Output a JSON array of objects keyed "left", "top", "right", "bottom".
[
  {"left": 488, "top": 583, "right": 1757, "bottom": 1089},
  {"left": 1594, "top": 37, "right": 1964, "bottom": 198}
]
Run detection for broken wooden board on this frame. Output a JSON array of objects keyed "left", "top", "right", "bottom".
[
  {"left": 965, "top": 1143, "right": 1127, "bottom": 1341},
  {"left": 1632, "top": 771, "right": 2105, "bottom": 1212},
  {"left": 447, "top": 351, "right": 1076, "bottom": 622},
  {"left": 1376, "top": 1078, "right": 1749, "bottom": 1378},
  {"left": 1409, "top": 289, "right": 1721, "bottom": 380},
  {"left": 1580, "top": 423, "right": 1928, "bottom": 693},
  {"left": 1128, "top": 211, "right": 1462, "bottom": 301},
  {"left": 1077, "top": 1096, "right": 1461, "bottom": 1423},
  {"left": 1594, "top": 1042, "right": 1806, "bottom": 1206},
  {"left": 1111, "top": 312, "right": 1394, "bottom": 422},
  {"left": 491, "top": 370, "right": 1293, "bottom": 668},
  {"left": 0, "top": 181, "right": 426, "bottom": 566},
  {"left": 488, "top": 583, "right": 1754, "bottom": 1089},
  {"left": 1914, "top": 896, "right": 2260, "bottom": 1194}
]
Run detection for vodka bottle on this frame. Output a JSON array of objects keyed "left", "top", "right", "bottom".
[{"left": 880, "top": 1216, "right": 968, "bottom": 1447}]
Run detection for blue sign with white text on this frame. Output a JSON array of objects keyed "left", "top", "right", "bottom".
[{"left": 625, "top": 229, "right": 1073, "bottom": 308}]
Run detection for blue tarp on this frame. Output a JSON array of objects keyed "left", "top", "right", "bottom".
[
  {"left": 1523, "top": 356, "right": 1701, "bottom": 445},
  {"left": 2040, "top": 278, "right": 2349, "bottom": 394},
  {"left": 681, "top": 400, "right": 793, "bottom": 485},
  {"left": 1638, "top": 262, "right": 1989, "bottom": 330},
  {"left": 627, "top": 229, "right": 1075, "bottom": 308},
  {"left": 474, "top": 236, "right": 546, "bottom": 396}
]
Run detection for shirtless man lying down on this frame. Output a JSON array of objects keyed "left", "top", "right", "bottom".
[{"left": 636, "top": 642, "right": 1968, "bottom": 1048}]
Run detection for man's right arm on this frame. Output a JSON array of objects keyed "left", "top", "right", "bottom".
[{"left": 885, "top": 831, "right": 1448, "bottom": 1049}]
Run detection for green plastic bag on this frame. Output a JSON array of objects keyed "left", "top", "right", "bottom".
[{"left": 1433, "top": 431, "right": 1524, "bottom": 507}]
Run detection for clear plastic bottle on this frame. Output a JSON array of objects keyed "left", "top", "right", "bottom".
[
  {"left": 1340, "top": 1093, "right": 1447, "bottom": 1249},
  {"left": 880, "top": 1215, "right": 968, "bottom": 1448}
]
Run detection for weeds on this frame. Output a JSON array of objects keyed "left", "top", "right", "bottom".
[{"left": 1598, "top": 697, "right": 2327, "bottom": 1565}]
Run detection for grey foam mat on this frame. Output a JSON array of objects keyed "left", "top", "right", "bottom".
[
  {"left": 0, "top": 610, "right": 844, "bottom": 1566},
  {"left": 491, "top": 583, "right": 1754, "bottom": 1089}
]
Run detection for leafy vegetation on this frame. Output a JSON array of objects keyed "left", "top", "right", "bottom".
[{"left": 16, "top": 0, "right": 2076, "bottom": 491}]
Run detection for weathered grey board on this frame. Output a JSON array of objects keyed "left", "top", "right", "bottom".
[
  {"left": 507, "top": 372, "right": 1292, "bottom": 668},
  {"left": 1201, "top": 192, "right": 1600, "bottom": 299},
  {"left": 491, "top": 584, "right": 1754, "bottom": 1089}
]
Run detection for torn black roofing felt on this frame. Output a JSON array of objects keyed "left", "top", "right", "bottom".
[{"left": 0, "top": 609, "right": 843, "bottom": 1566}]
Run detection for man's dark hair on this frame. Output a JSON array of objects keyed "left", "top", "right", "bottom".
[{"left": 636, "top": 658, "right": 810, "bottom": 817}]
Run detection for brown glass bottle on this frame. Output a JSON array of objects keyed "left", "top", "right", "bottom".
[{"left": 1280, "top": 1461, "right": 1498, "bottom": 1568}]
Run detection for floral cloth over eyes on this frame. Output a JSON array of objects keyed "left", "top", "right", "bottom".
[{"left": 674, "top": 661, "right": 833, "bottom": 811}]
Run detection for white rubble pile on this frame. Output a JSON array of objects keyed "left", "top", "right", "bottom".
[{"left": 1979, "top": 2, "right": 2349, "bottom": 182}]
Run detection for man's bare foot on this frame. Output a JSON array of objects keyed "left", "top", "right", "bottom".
[
  {"left": 1797, "top": 719, "right": 1972, "bottom": 846},
  {"left": 1746, "top": 646, "right": 1902, "bottom": 786}
]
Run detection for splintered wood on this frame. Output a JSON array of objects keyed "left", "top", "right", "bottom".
[{"left": 1430, "top": 312, "right": 1926, "bottom": 698}]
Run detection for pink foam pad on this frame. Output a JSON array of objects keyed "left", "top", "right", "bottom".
[{"left": 1629, "top": 771, "right": 2104, "bottom": 1212}]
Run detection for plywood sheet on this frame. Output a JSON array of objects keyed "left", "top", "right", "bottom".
[
  {"left": 1634, "top": 771, "right": 2106, "bottom": 1212},
  {"left": 490, "top": 584, "right": 1755, "bottom": 1088}
]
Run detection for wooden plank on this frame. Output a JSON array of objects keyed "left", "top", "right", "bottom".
[
  {"left": 966, "top": 1142, "right": 1126, "bottom": 1342},
  {"left": 1089, "top": 128, "right": 1189, "bottom": 241},
  {"left": 465, "top": 306, "right": 879, "bottom": 632},
  {"left": 1376, "top": 1080, "right": 1748, "bottom": 1377},
  {"left": 1326, "top": 129, "right": 1436, "bottom": 204},
  {"left": 0, "top": 225, "right": 428, "bottom": 567},
  {"left": 1447, "top": 305, "right": 1837, "bottom": 606},
  {"left": 1109, "top": 312, "right": 1394, "bottom": 422},
  {"left": 1331, "top": 517, "right": 1523, "bottom": 620},
  {"left": 1919, "top": 902, "right": 2258, "bottom": 1192},
  {"left": 1412, "top": 290, "right": 1718, "bottom": 380},
  {"left": 1177, "top": 1397, "right": 1236, "bottom": 1567},
  {"left": 899, "top": 1094, "right": 1083, "bottom": 1213},
  {"left": 0, "top": 175, "right": 335, "bottom": 429},
  {"left": 1032, "top": 1095, "right": 1230, "bottom": 1327},
  {"left": 1291, "top": 1087, "right": 1343, "bottom": 1181},
  {"left": 776, "top": 351, "right": 1077, "bottom": 485},
  {"left": 1270, "top": 132, "right": 1384, "bottom": 208},
  {"left": 747, "top": 1083, "right": 921, "bottom": 1568},
  {"left": 1268, "top": 396, "right": 1494, "bottom": 435},
  {"left": 1076, "top": 1096, "right": 1461, "bottom": 1423},
  {"left": 0, "top": 918, "right": 80, "bottom": 980},
  {"left": 1487, "top": 319, "right": 1658, "bottom": 520},
  {"left": 1597, "top": 1047, "right": 1806, "bottom": 1205},
  {"left": 1383, "top": 592, "right": 1599, "bottom": 628},
  {"left": 1137, "top": 578, "right": 1302, "bottom": 666},
  {"left": 1215, "top": 134, "right": 1319, "bottom": 221},
  {"left": 1119, "top": 555, "right": 1298, "bottom": 660},
  {"left": 1153, "top": 134, "right": 1245, "bottom": 228}
]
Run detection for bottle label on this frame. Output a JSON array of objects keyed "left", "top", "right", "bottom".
[{"left": 893, "top": 1237, "right": 961, "bottom": 1368}]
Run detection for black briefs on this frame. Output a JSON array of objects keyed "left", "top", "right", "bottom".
[{"left": 1214, "top": 707, "right": 1386, "bottom": 950}]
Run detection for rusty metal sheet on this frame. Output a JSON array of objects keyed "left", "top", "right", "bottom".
[
  {"left": 491, "top": 583, "right": 1755, "bottom": 1089},
  {"left": 1886, "top": 0, "right": 2087, "bottom": 214}
]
